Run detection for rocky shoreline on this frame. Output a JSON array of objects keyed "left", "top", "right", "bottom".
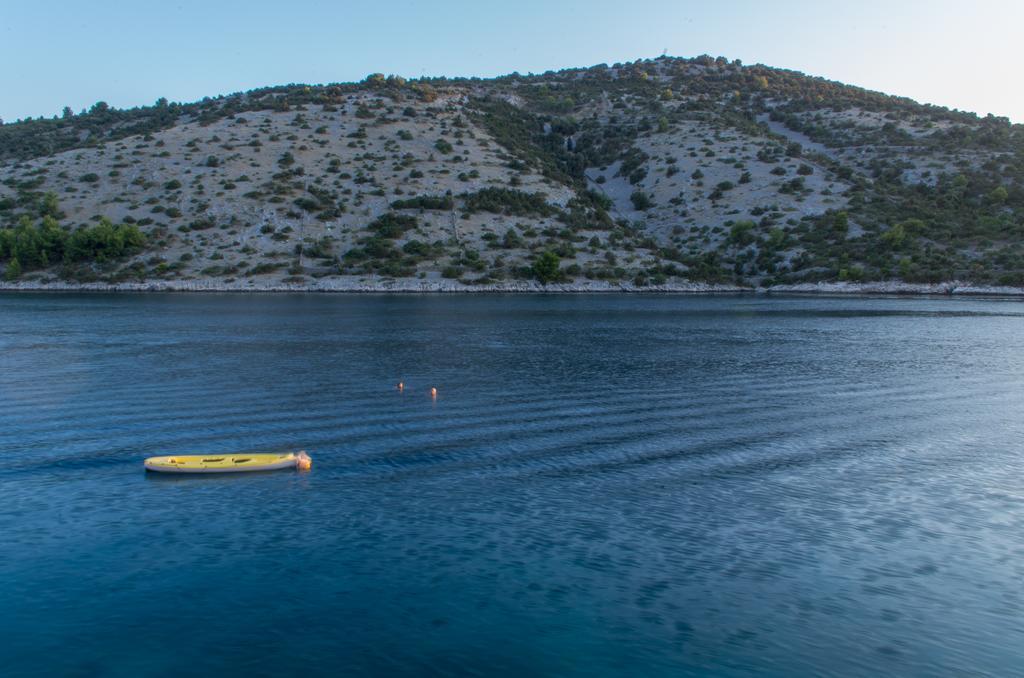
[
  {"left": 0, "top": 277, "right": 741, "bottom": 294},
  {"left": 764, "top": 280, "right": 1024, "bottom": 297},
  {"left": 2, "top": 277, "right": 1024, "bottom": 296}
]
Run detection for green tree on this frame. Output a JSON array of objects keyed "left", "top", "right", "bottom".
[
  {"left": 502, "top": 228, "right": 523, "bottom": 249},
  {"left": 881, "top": 223, "right": 907, "bottom": 249},
  {"left": 728, "top": 220, "right": 756, "bottom": 247},
  {"left": 41, "top": 192, "right": 61, "bottom": 219},
  {"left": 630, "top": 190, "right": 653, "bottom": 210},
  {"left": 4, "top": 257, "right": 21, "bottom": 281},
  {"left": 767, "top": 227, "right": 786, "bottom": 249},
  {"left": 833, "top": 211, "right": 849, "bottom": 236},
  {"left": 533, "top": 251, "right": 561, "bottom": 284}
]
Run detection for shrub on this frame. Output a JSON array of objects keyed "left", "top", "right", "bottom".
[
  {"left": 303, "top": 237, "right": 333, "bottom": 259},
  {"left": 532, "top": 251, "right": 561, "bottom": 284},
  {"left": 728, "top": 220, "right": 757, "bottom": 247},
  {"left": 402, "top": 240, "right": 429, "bottom": 256},
  {"left": 391, "top": 194, "right": 453, "bottom": 210},
  {"left": 249, "top": 263, "right": 284, "bottom": 275},
  {"left": 4, "top": 257, "right": 21, "bottom": 280},
  {"left": 294, "top": 197, "right": 320, "bottom": 212},
  {"left": 779, "top": 177, "right": 805, "bottom": 194},
  {"left": 461, "top": 188, "right": 555, "bottom": 217},
  {"left": 502, "top": 228, "right": 524, "bottom": 249},
  {"left": 630, "top": 191, "right": 653, "bottom": 210},
  {"left": 368, "top": 213, "right": 417, "bottom": 239},
  {"left": 0, "top": 215, "right": 144, "bottom": 271}
]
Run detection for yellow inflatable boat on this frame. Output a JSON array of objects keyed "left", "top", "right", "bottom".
[{"left": 144, "top": 451, "right": 312, "bottom": 473}]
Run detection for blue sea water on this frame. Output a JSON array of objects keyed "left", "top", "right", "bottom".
[{"left": 1, "top": 293, "right": 1024, "bottom": 676}]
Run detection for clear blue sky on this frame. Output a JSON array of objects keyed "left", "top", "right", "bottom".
[{"left": 3, "top": 0, "right": 1021, "bottom": 123}]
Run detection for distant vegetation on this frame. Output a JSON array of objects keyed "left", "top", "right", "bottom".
[
  {"left": 1, "top": 55, "right": 1022, "bottom": 287},
  {"left": 391, "top": 194, "right": 453, "bottom": 211},
  {"left": 461, "top": 188, "right": 557, "bottom": 217},
  {"left": 0, "top": 214, "right": 145, "bottom": 280}
]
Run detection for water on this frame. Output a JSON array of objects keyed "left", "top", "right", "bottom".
[{"left": 2, "top": 293, "right": 1024, "bottom": 677}]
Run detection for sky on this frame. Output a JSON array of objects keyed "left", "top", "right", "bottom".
[{"left": 2, "top": 0, "right": 1022, "bottom": 123}]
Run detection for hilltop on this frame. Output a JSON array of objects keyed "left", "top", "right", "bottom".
[{"left": 1, "top": 55, "right": 1022, "bottom": 292}]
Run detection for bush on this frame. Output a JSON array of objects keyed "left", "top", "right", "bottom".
[
  {"left": 502, "top": 228, "right": 524, "bottom": 249},
  {"left": 402, "top": 240, "right": 430, "bottom": 256},
  {"left": 779, "top": 177, "right": 805, "bottom": 194},
  {"left": 4, "top": 257, "right": 21, "bottom": 280},
  {"left": 368, "top": 213, "right": 417, "bottom": 239},
  {"left": 391, "top": 194, "right": 453, "bottom": 210},
  {"left": 461, "top": 188, "right": 556, "bottom": 217},
  {"left": 65, "top": 220, "right": 146, "bottom": 263},
  {"left": 294, "top": 197, "right": 320, "bottom": 212},
  {"left": 250, "top": 262, "right": 285, "bottom": 275},
  {"left": 0, "top": 215, "right": 145, "bottom": 271},
  {"left": 630, "top": 191, "right": 653, "bottom": 210},
  {"left": 728, "top": 220, "right": 757, "bottom": 247},
  {"left": 533, "top": 251, "right": 561, "bottom": 283},
  {"left": 303, "top": 237, "right": 333, "bottom": 259}
]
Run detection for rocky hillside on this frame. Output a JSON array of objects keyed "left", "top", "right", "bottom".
[{"left": 1, "top": 55, "right": 1022, "bottom": 290}]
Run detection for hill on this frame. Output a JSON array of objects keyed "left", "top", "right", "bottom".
[{"left": 1, "top": 55, "right": 1022, "bottom": 291}]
